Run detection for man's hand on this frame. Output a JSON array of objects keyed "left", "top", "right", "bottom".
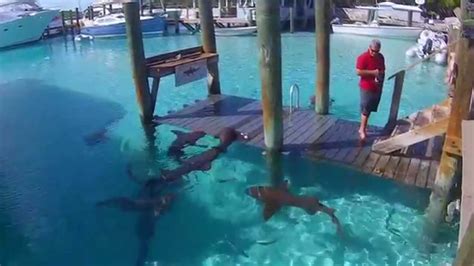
[{"left": 371, "top": 69, "right": 380, "bottom": 76}]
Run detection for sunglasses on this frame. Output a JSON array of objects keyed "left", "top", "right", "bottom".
[{"left": 370, "top": 48, "right": 380, "bottom": 54}]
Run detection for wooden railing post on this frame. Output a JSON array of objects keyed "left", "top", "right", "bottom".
[
  {"left": 315, "top": 0, "right": 331, "bottom": 115},
  {"left": 124, "top": 1, "right": 154, "bottom": 123},
  {"left": 198, "top": 0, "right": 221, "bottom": 95},
  {"left": 256, "top": 0, "right": 283, "bottom": 151},
  {"left": 385, "top": 70, "right": 405, "bottom": 131}
]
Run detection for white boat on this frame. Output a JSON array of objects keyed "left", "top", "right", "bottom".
[
  {"left": 332, "top": 4, "right": 424, "bottom": 40},
  {"left": 332, "top": 23, "right": 423, "bottom": 40},
  {"left": 215, "top": 26, "right": 256, "bottom": 36},
  {"left": 0, "top": 0, "right": 58, "bottom": 49},
  {"left": 81, "top": 13, "right": 166, "bottom": 38}
]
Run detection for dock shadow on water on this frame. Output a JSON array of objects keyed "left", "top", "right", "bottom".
[{"left": 0, "top": 80, "right": 458, "bottom": 265}]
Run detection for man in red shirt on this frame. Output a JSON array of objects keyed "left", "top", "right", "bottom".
[{"left": 356, "top": 39, "right": 385, "bottom": 141}]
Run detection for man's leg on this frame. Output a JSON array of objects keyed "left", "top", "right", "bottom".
[
  {"left": 359, "top": 112, "right": 369, "bottom": 141},
  {"left": 359, "top": 89, "right": 371, "bottom": 141}
]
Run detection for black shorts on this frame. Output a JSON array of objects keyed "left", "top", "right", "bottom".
[{"left": 360, "top": 89, "right": 381, "bottom": 116}]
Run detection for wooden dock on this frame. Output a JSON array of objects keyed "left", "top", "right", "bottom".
[{"left": 154, "top": 94, "right": 442, "bottom": 189}]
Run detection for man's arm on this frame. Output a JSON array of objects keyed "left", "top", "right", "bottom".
[{"left": 356, "top": 69, "right": 378, "bottom": 77}]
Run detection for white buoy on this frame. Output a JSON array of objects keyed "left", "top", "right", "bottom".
[
  {"left": 434, "top": 52, "right": 447, "bottom": 65},
  {"left": 405, "top": 47, "right": 418, "bottom": 58}
]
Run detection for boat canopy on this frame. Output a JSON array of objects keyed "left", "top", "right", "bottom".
[
  {"left": 0, "top": 0, "right": 38, "bottom": 7},
  {"left": 355, "top": 2, "right": 422, "bottom": 13}
]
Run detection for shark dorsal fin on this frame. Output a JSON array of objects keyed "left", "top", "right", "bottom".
[
  {"left": 263, "top": 200, "right": 282, "bottom": 221},
  {"left": 171, "top": 130, "right": 185, "bottom": 136}
]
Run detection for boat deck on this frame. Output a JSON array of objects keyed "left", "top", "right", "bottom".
[{"left": 154, "top": 95, "right": 441, "bottom": 189}]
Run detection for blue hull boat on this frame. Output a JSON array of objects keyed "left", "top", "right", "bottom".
[{"left": 81, "top": 14, "right": 165, "bottom": 38}]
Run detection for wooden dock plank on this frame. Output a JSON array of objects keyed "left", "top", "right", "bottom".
[
  {"left": 332, "top": 121, "right": 360, "bottom": 162},
  {"left": 427, "top": 160, "right": 439, "bottom": 189},
  {"left": 362, "top": 152, "right": 381, "bottom": 174},
  {"left": 326, "top": 121, "right": 356, "bottom": 160},
  {"left": 372, "top": 118, "right": 448, "bottom": 154},
  {"left": 383, "top": 156, "right": 401, "bottom": 179},
  {"left": 405, "top": 158, "right": 421, "bottom": 186},
  {"left": 373, "top": 155, "right": 391, "bottom": 176},
  {"left": 416, "top": 159, "right": 430, "bottom": 188},
  {"left": 394, "top": 157, "right": 411, "bottom": 182},
  {"left": 289, "top": 113, "right": 323, "bottom": 145}
]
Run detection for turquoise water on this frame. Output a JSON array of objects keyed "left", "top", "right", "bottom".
[{"left": 0, "top": 33, "right": 457, "bottom": 265}]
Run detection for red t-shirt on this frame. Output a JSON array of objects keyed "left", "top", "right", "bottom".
[{"left": 356, "top": 50, "right": 385, "bottom": 92}]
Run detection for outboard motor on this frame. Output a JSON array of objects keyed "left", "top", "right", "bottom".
[{"left": 422, "top": 38, "right": 433, "bottom": 56}]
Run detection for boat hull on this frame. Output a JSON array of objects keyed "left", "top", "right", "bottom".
[
  {"left": 332, "top": 24, "right": 423, "bottom": 40},
  {"left": 81, "top": 16, "right": 165, "bottom": 38},
  {"left": 0, "top": 9, "right": 59, "bottom": 49},
  {"left": 215, "top": 26, "right": 257, "bottom": 36}
]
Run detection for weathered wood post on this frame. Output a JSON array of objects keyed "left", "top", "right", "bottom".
[
  {"left": 124, "top": 1, "right": 154, "bottom": 123},
  {"left": 61, "top": 11, "right": 66, "bottom": 35},
  {"left": 75, "top": 8, "right": 81, "bottom": 33},
  {"left": 198, "top": 0, "right": 221, "bottom": 95},
  {"left": 69, "top": 10, "right": 74, "bottom": 35},
  {"left": 256, "top": 0, "right": 283, "bottom": 151},
  {"left": 289, "top": 7, "right": 295, "bottom": 33},
  {"left": 425, "top": 0, "right": 474, "bottom": 237},
  {"left": 315, "top": 0, "right": 331, "bottom": 114},
  {"left": 385, "top": 70, "right": 405, "bottom": 131}
]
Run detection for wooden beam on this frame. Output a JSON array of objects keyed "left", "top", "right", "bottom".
[
  {"left": 315, "top": 0, "right": 331, "bottom": 115},
  {"left": 199, "top": 0, "right": 221, "bottom": 95},
  {"left": 124, "top": 1, "right": 154, "bottom": 123},
  {"left": 373, "top": 118, "right": 448, "bottom": 154},
  {"left": 256, "top": 0, "right": 283, "bottom": 151}
]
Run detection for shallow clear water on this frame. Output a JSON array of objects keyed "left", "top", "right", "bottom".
[{"left": 0, "top": 33, "right": 457, "bottom": 265}]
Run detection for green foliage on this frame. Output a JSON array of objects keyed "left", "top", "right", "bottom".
[{"left": 427, "top": 0, "right": 460, "bottom": 8}]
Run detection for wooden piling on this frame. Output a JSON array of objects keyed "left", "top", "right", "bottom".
[
  {"left": 124, "top": 1, "right": 154, "bottom": 123},
  {"left": 198, "top": 0, "right": 221, "bottom": 95},
  {"left": 266, "top": 149, "right": 284, "bottom": 185},
  {"left": 290, "top": 7, "right": 295, "bottom": 33},
  {"left": 61, "top": 11, "right": 66, "bottom": 35},
  {"left": 256, "top": 0, "right": 283, "bottom": 151},
  {"left": 315, "top": 0, "right": 331, "bottom": 114},
  {"left": 75, "top": 8, "right": 81, "bottom": 33},
  {"left": 425, "top": 0, "right": 474, "bottom": 238},
  {"left": 69, "top": 10, "right": 74, "bottom": 35}
]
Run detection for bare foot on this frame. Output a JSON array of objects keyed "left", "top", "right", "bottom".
[{"left": 358, "top": 129, "right": 366, "bottom": 141}]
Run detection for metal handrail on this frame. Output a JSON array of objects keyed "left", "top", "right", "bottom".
[{"left": 289, "top": 84, "right": 300, "bottom": 115}]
